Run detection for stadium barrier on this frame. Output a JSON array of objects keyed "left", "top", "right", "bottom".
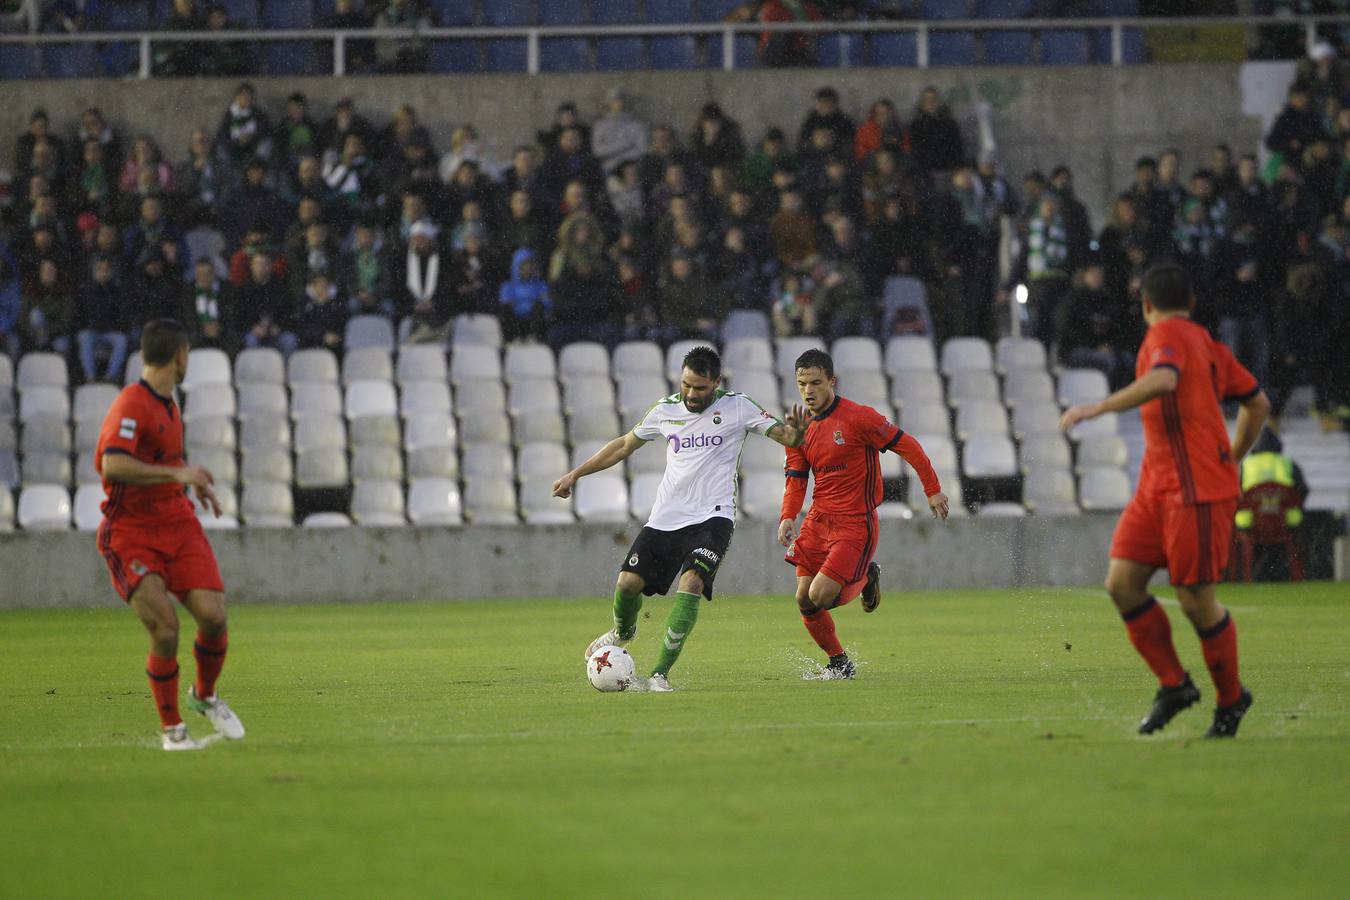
[{"left": 0, "top": 514, "right": 1124, "bottom": 609}]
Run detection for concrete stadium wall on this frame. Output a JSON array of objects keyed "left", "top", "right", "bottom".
[
  {"left": 0, "top": 514, "right": 1121, "bottom": 609},
  {"left": 1, "top": 63, "right": 1260, "bottom": 228}
]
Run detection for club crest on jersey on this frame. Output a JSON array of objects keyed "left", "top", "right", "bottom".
[
  {"left": 129, "top": 560, "right": 148, "bottom": 576},
  {"left": 628, "top": 553, "right": 639, "bottom": 566},
  {"left": 833, "top": 430, "right": 845, "bottom": 445},
  {"left": 119, "top": 417, "right": 137, "bottom": 440}
]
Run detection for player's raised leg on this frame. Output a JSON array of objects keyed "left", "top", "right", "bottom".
[
  {"left": 128, "top": 575, "right": 201, "bottom": 751},
  {"left": 586, "top": 571, "right": 645, "bottom": 661},
  {"left": 1173, "top": 583, "right": 1252, "bottom": 738},
  {"left": 798, "top": 574, "right": 855, "bottom": 678},
  {"left": 181, "top": 589, "right": 244, "bottom": 740},
  {"left": 647, "top": 569, "right": 704, "bottom": 692},
  {"left": 1105, "top": 558, "right": 1199, "bottom": 733}
]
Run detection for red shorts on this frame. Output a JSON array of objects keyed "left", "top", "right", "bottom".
[
  {"left": 785, "top": 509, "right": 879, "bottom": 589},
  {"left": 1110, "top": 493, "right": 1237, "bottom": 586},
  {"left": 97, "top": 516, "right": 225, "bottom": 602}
]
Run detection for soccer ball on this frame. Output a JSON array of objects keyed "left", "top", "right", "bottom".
[{"left": 587, "top": 646, "right": 636, "bottom": 692}]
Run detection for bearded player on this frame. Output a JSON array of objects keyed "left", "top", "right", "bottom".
[
  {"left": 779, "top": 349, "right": 950, "bottom": 678},
  {"left": 554, "top": 346, "right": 808, "bottom": 691},
  {"left": 95, "top": 319, "right": 244, "bottom": 750},
  {"left": 1061, "top": 264, "right": 1270, "bottom": 738}
]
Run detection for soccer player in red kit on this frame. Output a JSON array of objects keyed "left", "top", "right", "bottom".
[
  {"left": 1061, "top": 265, "right": 1270, "bottom": 738},
  {"left": 95, "top": 319, "right": 245, "bottom": 750},
  {"left": 778, "top": 349, "right": 950, "bottom": 677}
]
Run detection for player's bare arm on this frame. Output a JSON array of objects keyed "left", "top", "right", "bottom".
[
  {"left": 766, "top": 403, "right": 809, "bottom": 448},
  {"left": 1229, "top": 389, "right": 1272, "bottom": 462},
  {"left": 102, "top": 453, "right": 222, "bottom": 517},
  {"left": 552, "top": 431, "right": 647, "bottom": 498},
  {"left": 1059, "top": 367, "right": 1179, "bottom": 432}
]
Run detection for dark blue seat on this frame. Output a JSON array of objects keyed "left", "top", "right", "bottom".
[
  {"left": 650, "top": 35, "right": 698, "bottom": 69},
  {"left": 648, "top": 0, "right": 694, "bottom": 23},
  {"left": 1090, "top": 27, "right": 1146, "bottom": 63},
  {"left": 815, "top": 33, "right": 864, "bottom": 68},
  {"left": 921, "top": 0, "right": 972, "bottom": 19},
  {"left": 596, "top": 38, "right": 645, "bottom": 70},
  {"left": 929, "top": 31, "right": 976, "bottom": 65},
  {"left": 95, "top": 1, "right": 151, "bottom": 31},
  {"left": 262, "top": 1, "right": 313, "bottom": 28},
  {"left": 984, "top": 30, "right": 1032, "bottom": 65},
  {"left": 593, "top": 0, "right": 640, "bottom": 23},
  {"left": 484, "top": 38, "right": 527, "bottom": 71},
  {"left": 1103, "top": 0, "right": 1139, "bottom": 13},
  {"left": 733, "top": 34, "right": 757, "bottom": 68},
  {"left": 974, "top": 0, "right": 1032, "bottom": 16},
  {"left": 697, "top": 0, "right": 743, "bottom": 22},
  {"left": 100, "top": 41, "right": 142, "bottom": 75},
  {"left": 265, "top": 41, "right": 320, "bottom": 74},
  {"left": 482, "top": 1, "right": 531, "bottom": 26},
  {"left": 0, "top": 46, "right": 37, "bottom": 79},
  {"left": 221, "top": 0, "right": 259, "bottom": 28},
  {"left": 428, "top": 0, "right": 476, "bottom": 26},
  {"left": 538, "top": 0, "right": 585, "bottom": 26},
  {"left": 43, "top": 43, "right": 100, "bottom": 78},
  {"left": 429, "top": 40, "right": 477, "bottom": 72},
  {"left": 539, "top": 38, "right": 590, "bottom": 72},
  {"left": 1041, "top": 30, "right": 1090, "bottom": 65},
  {"left": 867, "top": 32, "right": 917, "bottom": 67}
]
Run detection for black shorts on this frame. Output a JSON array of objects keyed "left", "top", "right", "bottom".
[{"left": 620, "top": 516, "right": 735, "bottom": 601}]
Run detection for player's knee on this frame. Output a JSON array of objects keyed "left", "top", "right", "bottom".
[
  {"left": 676, "top": 570, "right": 704, "bottom": 595},
  {"left": 615, "top": 572, "right": 644, "bottom": 599},
  {"left": 1103, "top": 572, "right": 1136, "bottom": 604},
  {"left": 796, "top": 593, "right": 818, "bottom": 616},
  {"left": 807, "top": 582, "right": 839, "bottom": 609}
]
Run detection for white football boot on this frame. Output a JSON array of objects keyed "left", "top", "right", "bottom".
[
  {"left": 584, "top": 627, "right": 632, "bottom": 662},
  {"left": 188, "top": 687, "right": 246, "bottom": 740},
  {"left": 647, "top": 673, "right": 674, "bottom": 693},
  {"left": 161, "top": 723, "right": 206, "bottom": 751}
]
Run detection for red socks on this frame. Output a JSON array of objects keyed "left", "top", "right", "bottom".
[
  {"left": 193, "top": 630, "right": 228, "bottom": 700},
  {"left": 1198, "top": 613, "right": 1242, "bottom": 707},
  {"left": 802, "top": 609, "right": 844, "bottom": 657},
  {"left": 146, "top": 653, "right": 181, "bottom": 728},
  {"left": 1121, "top": 596, "right": 1186, "bottom": 688}
]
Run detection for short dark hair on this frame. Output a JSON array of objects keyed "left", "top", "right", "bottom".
[
  {"left": 794, "top": 348, "right": 834, "bottom": 378},
  {"left": 141, "top": 319, "right": 189, "bottom": 366},
  {"left": 681, "top": 346, "right": 721, "bottom": 381},
  {"left": 1142, "top": 263, "right": 1191, "bottom": 312}
]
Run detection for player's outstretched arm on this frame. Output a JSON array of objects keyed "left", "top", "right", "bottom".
[
  {"left": 1230, "top": 389, "right": 1272, "bottom": 462},
  {"left": 102, "top": 454, "right": 222, "bottom": 516},
  {"left": 766, "top": 404, "right": 809, "bottom": 448},
  {"left": 891, "top": 432, "right": 948, "bottom": 520},
  {"left": 1059, "top": 367, "right": 1179, "bottom": 433},
  {"left": 552, "top": 431, "right": 647, "bottom": 499}
]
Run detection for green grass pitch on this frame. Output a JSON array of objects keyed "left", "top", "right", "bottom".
[{"left": 2, "top": 584, "right": 1348, "bottom": 898}]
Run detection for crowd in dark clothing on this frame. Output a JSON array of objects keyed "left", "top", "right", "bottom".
[{"left": 3, "top": 71, "right": 1349, "bottom": 431}]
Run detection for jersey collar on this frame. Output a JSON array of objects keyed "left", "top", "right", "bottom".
[
  {"left": 812, "top": 395, "right": 841, "bottom": 421},
  {"left": 138, "top": 379, "right": 177, "bottom": 415}
]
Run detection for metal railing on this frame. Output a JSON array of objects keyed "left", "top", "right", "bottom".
[{"left": 1, "top": 15, "right": 1347, "bottom": 78}]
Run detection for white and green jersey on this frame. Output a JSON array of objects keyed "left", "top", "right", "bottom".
[{"left": 632, "top": 389, "right": 782, "bottom": 531}]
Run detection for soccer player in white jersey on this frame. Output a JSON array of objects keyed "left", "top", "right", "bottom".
[{"left": 553, "top": 346, "right": 808, "bottom": 691}]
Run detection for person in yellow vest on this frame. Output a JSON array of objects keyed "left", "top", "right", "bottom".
[{"left": 1235, "top": 430, "right": 1308, "bottom": 531}]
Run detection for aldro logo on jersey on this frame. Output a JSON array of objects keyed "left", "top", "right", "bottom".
[{"left": 667, "top": 433, "right": 725, "bottom": 454}]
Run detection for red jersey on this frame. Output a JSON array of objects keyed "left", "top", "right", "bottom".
[
  {"left": 94, "top": 380, "right": 196, "bottom": 525},
  {"left": 781, "top": 395, "right": 941, "bottom": 518},
  {"left": 1136, "top": 317, "right": 1259, "bottom": 505}
]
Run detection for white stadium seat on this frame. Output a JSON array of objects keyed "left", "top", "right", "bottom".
[
  {"left": 885, "top": 336, "right": 938, "bottom": 376},
  {"left": 961, "top": 434, "right": 1018, "bottom": 478},
  {"left": 899, "top": 403, "right": 950, "bottom": 436},
  {"left": 406, "top": 445, "right": 459, "bottom": 480},
  {"left": 450, "top": 345, "right": 503, "bottom": 387},
  {"left": 891, "top": 370, "right": 944, "bottom": 408},
  {"left": 462, "top": 442, "right": 515, "bottom": 480},
  {"left": 451, "top": 313, "right": 503, "bottom": 348},
  {"left": 17, "top": 353, "right": 68, "bottom": 390},
  {"left": 72, "top": 384, "right": 120, "bottom": 424},
  {"left": 182, "top": 384, "right": 236, "bottom": 422},
  {"left": 237, "top": 383, "right": 288, "bottom": 420},
  {"left": 287, "top": 348, "right": 340, "bottom": 385},
  {"left": 1024, "top": 467, "right": 1080, "bottom": 515},
  {"left": 1011, "top": 402, "right": 1062, "bottom": 440},
  {"left": 295, "top": 447, "right": 349, "bottom": 488},
  {"left": 185, "top": 416, "right": 236, "bottom": 451},
  {"left": 1075, "top": 434, "right": 1129, "bottom": 473},
  {"left": 0, "top": 484, "right": 13, "bottom": 532},
  {"left": 519, "top": 479, "right": 574, "bottom": 525},
  {"left": 567, "top": 407, "right": 620, "bottom": 444},
  {"left": 234, "top": 348, "right": 285, "bottom": 386},
  {"left": 1003, "top": 370, "right": 1056, "bottom": 407},
  {"left": 403, "top": 414, "right": 456, "bottom": 452},
  {"left": 558, "top": 342, "right": 610, "bottom": 382},
  {"left": 464, "top": 477, "right": 518, "bottom": 525},
  {"left": 831, "top": 336, "right": 884, "bottom": 374},
  {"left": 241, "top": 481, "right": 294, "bottom": 527},
  {"left": 73, "top": 483, "right": 105, "bottom": 531},
  {"left": 342, "top": 347, "right": 394, "bottom": 386},
  {"left": 517, "top": 442, "right": 569, "bottom": 481},
  {"left": 345, "top": 380, "right": 398, "bottom": 420},
  {"left": 351, "top": 479, "right": 406, "bottom": 526},
  {"left": 612, "top": 341, "right": 664, "bottom": 382},
  {"left": 1018, "top": 434, "right": 1072, "bottom": 473},
  {"left": 1079, "top": 467, "right": 1132, "bottom": 511},
  {"left": 289, "top": 382, "right": 343, "bottom": 420},
  {"left": 940, "top": 338, "right": 994, "bottom": 376},
  {"left": 396, "top": 345, "right": 448, "bottom": 385},
  {"left": 946, "top": 371, "right": 1000, "bottom": 409},
  {"left": 352, "top": 445, "right": 405, "bottom": 482},
  {"left": 22, "top": 452, "right": 72, "bottom": 487},
  {"left": 21, "top": 417, "right": 71, "bottom": 453},
  {"left": 628, "top": 472, "right": 663, "bottom": 520},
  {"left": 18, "top": 484, "right": 72, "bottom": 530},
  {"left": 723, "top": 338, "right": 774, "bottom": 375},
  {"left": 739, "top": 472, "right": 786, "bottom": 520},
  {"left": 182, "top": 348, "right": 232, "bottom": 391},
  {"left": 408, "top": 478, "right": 464, "bottom": 526},
  {"left": 124, "top": 352, "right": 143, "bottom": 385},
  {"left": 1058, "top": 369, "right": 1111, "bottom": 407},
  {"left": 19, "top": 386, "right": 70, "bottom": 423},
  {"left": 457, "top": 411, "right": 511, "bottom": 445},
  {"left": 400, "top": 381, "right": 453, "bottom": 419},
  {"left": 574, "top": 473, "right": 629, "bottom": 523},
  {"left": 774, "top": 336, "right": 826, "bottom": 379},
  {"left": 345, "top": 315, "right": 396, "bottom": 352},
  {"left": 995, "top": 337, "right": 1047, "bottom": 374},
  {"left": 666, "top": 339, "right": 709, "bottom": 383},
  {"left": 504, "top": 343, "right": 556, "bottom": 384},
  {"left": 303, "top": 512, "right": 354, "bottom": 528},
  {"left": 293, "top": 416, "right": 346, "bottom": 453},
  {"left": 954, "top": 402, "right": 1009, "bottom": 441},
  {"left": 508, "top": 378, "right": 562, "bottom": 417},
  {"left": 241, "top": 414, "right": 292, "bottom": 452},
  {"left": 241, "top": 448, "right": 294, "bottom": 484}
]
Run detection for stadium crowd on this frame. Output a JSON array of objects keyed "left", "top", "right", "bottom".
[{"left": 2, "top": 55, "right": 1349, "bottom": 430}]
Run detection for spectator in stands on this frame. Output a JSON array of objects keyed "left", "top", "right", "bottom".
[
  {"left": 215, "top": 83, "right": 272, "bottom": 177},
  {"left": 547, "top": 254, "right": 624, "bottom": 349},
  {"left": 399, "top": 220, "right": 450, "bottom": 343},
  {"left": 72, "top": 137, "right": 114, "bottom": 220},
  {"left": 755, "top": 0, "right": 824, "bottom": 67},
  {"left": 712, "top": 225, "right": 763, "bottom": 310},
  {"left": 222, "top": 157, "right": 286, "bottom": 244},
  {"left": 797, "top": 123, "right": 843, "bottom": 194},
  {"left": 1189, "top": 168, "right": 1230, "bottom": 239},
  {"left": 132, "top": 250, "right": 190, "bottom": 324},
  {"left": 154, "top": 0, "right": 203, "bottom": 77},
  {"left": 537, "top": 102, "right": 590, "bottom": 156},
  {"left": 322, "top": 134, "right": 378, "bottom": 222},
  {"left": 0, "top": 238, "right": 23, "bottom": 361},
  {"left": 1013, "top": 191, "right": 1072, "bottom": 344},
  {"left": 870, "top": 192, "right": 928, "bottom": 283},
  {"left": 1228, "top": 152, "right": 1270, "bottom": 223},
  {"left": 860, "top": 148, "right": 908, "bottom": 224},
  {"left": 539, "top": 127, "right": 605, "bottom": 211},
  {"left": 75, "top": 107, "right": 121, "bottom": 176},
  {"left": 197, "top": 3, "right": 253, "bottom": 76},
  {"left": 771, "top": 270, "right": 816, "bottom": 337},
  {"left": 273, "top": 93, "right": 319, "bottom": 176},
  {"left": 1296, "top": 42, "right": 1350, "bottom": 116},
  {"left": 339, "top": 220, "right": 394, "bottom": 319},
  {"left": 1210, "top": 143, "right": 1238, "bottom": 198},
  {"left": 75, "top": 255, "right": 129, "bottom": 382},
  {"left": 1266, "top": 84, "right": 1325, "bottom": 177},
  {"left": 769, "top": 188, "right": 816, "bottom": 270},
  {"left": 690, "top": 103, "right": 746, "bottom": 171},
  {"left": 741, "top": 128, "right": 794, "bottom": 200},
  {"left": 319, "top": 97, "right": 376, "bottom": 157},
  {"left": 373, "top": 0, "right": 432, "bottom": 73},
  {"left": 549, "top": 210, "right": 605, "bottom": 282},
  {"left": 592, "top": 88, "right": 650, "bottom": 177},
  {"left": 811, "top": 217, "right": 874, "bottom": 339},
  {"left": 498, "top": 247, "right": 550, "bottom": 342},
  {"left": 1173, "top": 198, "right": 1218, "bottom": 276},
  {"left": 15, "top": 109, "right": 64, "bottom": 176},
  {"left": 236, "top": 249, "right": 297, "bottom": 356},
  {"left": 444, "top": 159, "right": 498, "bottom": 232},
  {"left": 1049, "top": 165, "right": 1092, "bottom": 266},
  {"left": 501, "top": 145, "right": 542, "bottom": 207},
  {"left": 1155, "top": 148, "right": 1186, "bottom": 222},
  {"left": 123, "top": 196, "right": 183, "bottom": 270},
  {"left": 448, "top": 224, "right": 497, "bottom": 316},
  {"left": 1098, "top": 194, "right": 1150, "bottom": 300},
  {"left": 501, "top": 189, "right": 542, "bottom": 256},
  {"left": 854, "top": 98, "right": 905, "bottom": 163},
  {"left": 296, "top": 272, "right": 347, "bottom": 352},
  {"left": 320, "top": 0, "right": 375, "bottom": 74},
  {"left": 175, "top": 127, "right": 223, "bottom": 222},
  {"left": 637, "top": 124, "right": 686, "bottom": 195},
  {"left": 287, "top": 221, "right": 338, "bottom": 298},
  {"left": 607, "top": 160, "right": 645, "bottom": 231},
  {"left": 798, "top": 87, "right": 855, "bottom": 154},
  {"left": 434, "top": 125, "right": 479, "bottom": 186},
  {"left": 19, "top": 135, "right": 64, "bottom": 200},
  {"left": 20, "top": 256, "right": 74, "bottom": 358},
  {"left": 186, "top": 256, "right": 231, "bottom": 351},
  {"left": 1124, "top": 155, "right": 1171, "bottom": 244},
  {"left": 657, "top": 251, "right": 726, "bottom": 343},
  {"left": 908, "top": 87, "right": 963, "bottom": 176},
  {"left": 1057, "top": 260, "right": 1131, "bottom": 387}
]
